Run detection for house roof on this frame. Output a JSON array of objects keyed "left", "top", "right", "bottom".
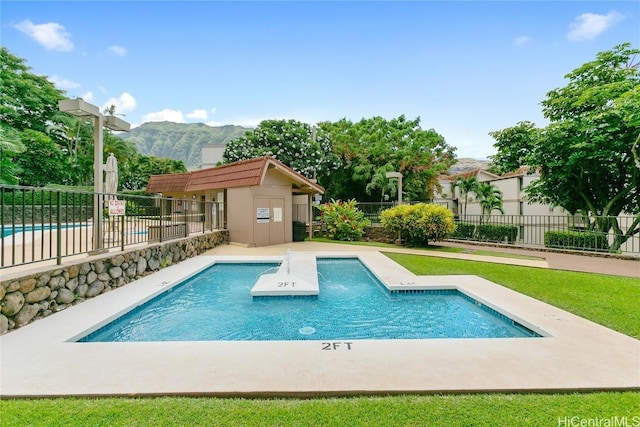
[
  {"left": 146, "top": 156, "right": 324, "bottom": 195},
  {"left": 145, "top": 172, "right": 191, "bottom": 193},
  {"left": 441, "top": 168, "right": 500, "bottom": 182}
]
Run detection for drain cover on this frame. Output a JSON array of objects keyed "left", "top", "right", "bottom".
[{"left": 298, "top": 326, "right": 316, "bottom": 335}]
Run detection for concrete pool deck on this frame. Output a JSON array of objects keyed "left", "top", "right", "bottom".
[{"left": 1, "top": 242, "right": 638, "bottom": 397}]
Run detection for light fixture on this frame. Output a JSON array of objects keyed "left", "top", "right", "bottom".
[
  {"left": 58, "top": 98, "right": 131, "bottom": 253},
  {"left": 385, "top": 171, "right": 403, "bottom": 205}
]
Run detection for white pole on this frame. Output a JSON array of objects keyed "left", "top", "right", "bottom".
[{"left": 93, "top": 115, "right": 104, "bottom": 252}]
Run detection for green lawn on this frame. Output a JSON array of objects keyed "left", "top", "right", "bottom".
[
  {"left": 312, "top": 236, "right": 545, "bottom": 261},
  {"left": 2, "top": 252, "right": 639, "bottom": 427}
]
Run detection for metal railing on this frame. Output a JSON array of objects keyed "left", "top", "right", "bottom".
[
  {"left": 296, "top": 200, "right": 639, "bottom": 255},
  {"left": 1, "top": 185, "right": 225, "bottom": 268},
  {"left": 451, "top": 214, "right": 639, "bottom": 255}
]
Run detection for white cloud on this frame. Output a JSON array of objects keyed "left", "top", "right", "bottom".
[
  {"left": 514, "top": 36, "right": 532, "bottom": 46},
  {"left": 108, "top": 45, "right": 127, "bottom": 56},
  {"left": 210, "top": 108, "right": 217, "bottom": 115},
  {"left": 49, "top": 75, "right": 80, "bottom": 90},
  {"left": 14, "top": 20, "right": 73, "bottom": 51},
  {"left": 81, "top": 91, "right": 95, "bottom": 103},
  {"left": 101, "top": 92, "right": 137, "bottom": 115},
  {"left": 187, "top": 109, "right": 208, "bottom": 120},
  {"left": 567, "top": 11, "right": 624, "bottom": 42},
  {"left": 143, "top": 109, "right": 185, "bottom": 123}
]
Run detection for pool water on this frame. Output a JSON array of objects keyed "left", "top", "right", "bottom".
[
  {"left": 2, "top": 224, "right": 78, "bottom": 238},
  {"left": 80, "top": 258, "right": 539, "bottom": 342}
]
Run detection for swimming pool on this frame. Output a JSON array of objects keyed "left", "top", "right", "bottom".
[
  {"left": 81, "top": 258, "right": 539, "bottom": 342},
  {"left": 1, "top": 223, "right": 79, "bottom": 238}
]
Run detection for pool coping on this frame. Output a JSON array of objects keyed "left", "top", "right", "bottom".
[{"left": 1, "top": 250, "right": 639, "bottom": 397}]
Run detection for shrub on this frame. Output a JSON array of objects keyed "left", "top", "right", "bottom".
[
  {"left": 319, "top": 199, "right": 371, "bottom": 241},
  {"left": 451, "top": 222, "right": 518, "bottom": 243},
  {"left": 451, "top": 222, "right": 518, "bottom": 244},
  {"left": 380, "top": 203, "right": 455, "bottom": 246},
  {"left": 544, "top": 230, "right": 610, "bottom": 252}
]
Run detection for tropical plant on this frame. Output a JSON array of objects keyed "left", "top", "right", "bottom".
[
  {"left": 451, "top": 176, "right": 478, "bottom": 220},
  {"left": 380, "top": 203, "right": 456, "bottom": 246},
  {"left": 474, "top": 182, "right": 504, "bottom": 222},
  {"left": 489, "top": 43, "right": 640, "bottom": 252},
  {"left": 318, "top": 199, "right": 370, "bottom": 241}
]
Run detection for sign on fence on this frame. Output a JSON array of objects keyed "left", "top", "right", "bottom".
[{"left": 108, "top": 199, "right": 126, "bottom": 216}]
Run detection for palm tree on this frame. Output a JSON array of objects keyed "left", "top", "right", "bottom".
[
  {"left": 475, "top": 182, "right": 504, "bottom": 223},
  {"left": 451, "top": 176, "right": 478, "bottom": 220}
]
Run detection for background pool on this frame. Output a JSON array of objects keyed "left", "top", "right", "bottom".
[
  {"left": 2, "top": 224, "right": 78, "bottom": 238},
  {"left": 81, "top": 258, "right": 539, "bottom": 342}
]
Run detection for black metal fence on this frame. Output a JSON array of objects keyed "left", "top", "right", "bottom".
[
  {"left": 1, "top": 185, "right": 225, "bottom": 268},
  {"left": 296, "top": 201, "right": 639, "bottom": 255},
  {"left": 450, "top": 214, "right": 639, "bottom": 254}
]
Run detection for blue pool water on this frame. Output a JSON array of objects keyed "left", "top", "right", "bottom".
[
  {"left": 81, "top": 258, "right": 539, "bottom": 342},
  {"left": 2, "top": 224, "right": 78, "bottom": 238}
]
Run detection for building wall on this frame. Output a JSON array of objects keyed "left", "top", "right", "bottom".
[
  {"left": 227, "top": 187, "right": 253, "bottom": 245},
  {"left": 225, "top": 169, "right": 296, "bottom": 246},
  {"left": 201, "top": 144, "right": 226, "bottom": 169},
  {"left": 435, "top": 173, "right": 569, "bottom": 218}
]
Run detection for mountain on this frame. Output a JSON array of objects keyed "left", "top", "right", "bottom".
[
  {"left": 120, "top": 122, "right": 251, "bottom": 169},
  {"left": 448, "top": 157, "right": 491, "bottom": 174}
]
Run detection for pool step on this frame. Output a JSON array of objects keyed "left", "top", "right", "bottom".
[{"left": 250, "top": 252, "right": 319, "bottom": 296}]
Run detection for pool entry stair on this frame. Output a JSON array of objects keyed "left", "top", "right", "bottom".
[{"left": 250, "top": 250, "right": 319, "bottom": 296}]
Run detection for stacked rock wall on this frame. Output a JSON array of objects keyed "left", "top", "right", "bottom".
[{"left": 0, "top": 230, "right": 228, "bottom": 334}]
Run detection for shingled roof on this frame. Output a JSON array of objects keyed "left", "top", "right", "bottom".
[
  {"left": 145, "top": 156, "right": 324, "bottom": 195},
  {"left": 145, "top": 172, "right": 191, "bottom": 193}
]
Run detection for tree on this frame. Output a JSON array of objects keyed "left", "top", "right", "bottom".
[
  {"left": 321, "top": 115, "right": 456, "bottom": 202},
  {"left": 16, "top": 130, "right": 68, "bottom": 186},
  {"left": 474, "top": 182, "right": 504, "bottom": 222},
  {"left": 451, "top": 176, "right": 478, "bottom": 220},
  {"left": 0, "top": 122, "right": 24, "bottom": 184},
  {"left": 0, "top": 48, "right": 65, "bottom": 134},
  {"left": 489, "top": 43, "right": 640, "bottom": 252},
  {"left": 120, "top": 155, "right": 187, "bottom": 190},
  {"left": 488, "top": 122, "right": 540, "bottom": 175},
  {"left": 223, "top": 119, "right": 340, "bottom": 178}
]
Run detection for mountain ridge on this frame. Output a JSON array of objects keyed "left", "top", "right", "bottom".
[
  {"left": 119, "top": 121, "right": 251, "bottom": 169},
  {"left": 120, "top": 121, "right": 490, "bottom": 173}
]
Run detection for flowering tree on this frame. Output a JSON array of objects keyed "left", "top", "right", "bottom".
[{"left": 223, "top": 119, "right": 340, "bottom": 178}]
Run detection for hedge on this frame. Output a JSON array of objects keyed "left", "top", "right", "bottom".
[
  {"left": 544, "top": 230, "right": 610, "bottom": 252},
  {"left": 451, "top": 222, "right": 518, "bottom": 244}
]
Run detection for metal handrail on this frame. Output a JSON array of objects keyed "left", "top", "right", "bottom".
[{"left": 1, "top": 185, "right": 225, "bottom": 268}]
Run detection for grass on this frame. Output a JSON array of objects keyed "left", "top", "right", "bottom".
[
  {"left": 312, "top": 236, "right": 545, "bottom": 261},
  {"left": 2, "top": 251, "right": 639, "bottom": 426},
  {"left": 1, "top": 392, "right": 639, "bottom": 426}
]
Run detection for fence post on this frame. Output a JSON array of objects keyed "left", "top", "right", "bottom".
[
  {"left": 56, "top": 191, "right": 62, "bottom": 265},
  {"left": 120, "top": 214, "right": 125, "bottom": 252},
  {"left": 184, "top": 201, "right": 188, "bottom": 237}
]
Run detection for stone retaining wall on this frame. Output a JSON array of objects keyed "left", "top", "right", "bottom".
[
  {"left": 0, "top": 230, "right": 229, "bottom": 334},
  {"left": 363, "top": 224, "right": 398, "bottom": 244}
]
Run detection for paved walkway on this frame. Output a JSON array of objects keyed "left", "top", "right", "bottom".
[
  {"left": 206, "top": 241, "right": 639, "bottom": 279},
  {"left": 435, "top": 241, "right": 640, "bottom": 278}
]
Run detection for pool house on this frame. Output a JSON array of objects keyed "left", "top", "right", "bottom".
[{"left": 145, "top": 156, "right": 324, "bottom": 247}]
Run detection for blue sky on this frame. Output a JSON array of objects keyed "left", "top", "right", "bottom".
[{"left": 2, "top": 1, "right": 639, "bottom": 159}]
